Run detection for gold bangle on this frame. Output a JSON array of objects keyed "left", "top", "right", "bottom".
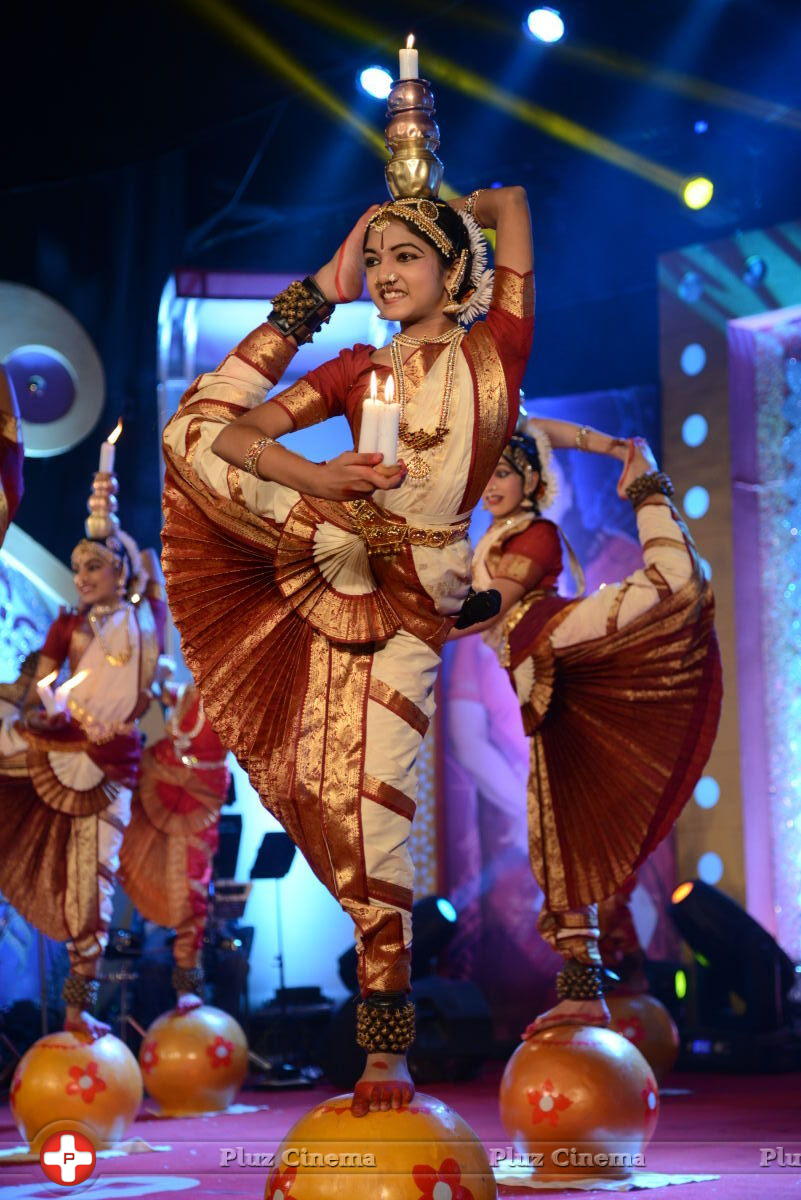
[
  {"left": 575, "top": 425, "right": 591, "bottom": 452},
  {"left": 463, "top": 189, "right": 484, "bottom": 220},
  {"left": 243, "top": 434, "right": 277, "bottom": 478}
]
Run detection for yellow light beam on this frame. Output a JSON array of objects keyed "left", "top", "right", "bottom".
[
  {"left": 274, "top": 0, "right": 688, "bottom": 197},
  {"left": 180, "top": 0, "right": 387, "bottom": 157},
  {"left": 459, "top": 8, "right": 801, "bottom": 133}
]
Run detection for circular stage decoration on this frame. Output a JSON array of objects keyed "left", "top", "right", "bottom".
[
  {"left": 607, "top": 993, "right": 680, "bottom": 1083},
  {"left": 10, "top": 1030, "right": 142, "bottom": 1152},
  {"left": 139, "top": 1004, "right": 248, "bottom": 1116},
  {"left": 264, "top": 1092, "right": 497, "bottom": 1199},
  {"left": 498, "top": 1025, "right": 659, "bottom": 1184},
  {"left": 0, "top": 282, "right": 105, "bottom": 457}
]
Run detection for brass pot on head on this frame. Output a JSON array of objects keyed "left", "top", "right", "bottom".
[{"left": 384, "top": 78, "right": 444, "bottom": 199}]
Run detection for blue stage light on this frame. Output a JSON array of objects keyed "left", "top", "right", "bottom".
[
  {"left": 359, "top": 66, "right": 393, "bottom": 100},
  {"left": 526, "top": 7, "right": 565, "bottom": 43},
  {"left": 437, "top": 898, "right": 458, "bottom": 923}
]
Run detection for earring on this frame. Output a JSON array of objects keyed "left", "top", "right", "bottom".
[{"left": 442, "top": 250, "right": 468, "bottom": 314}]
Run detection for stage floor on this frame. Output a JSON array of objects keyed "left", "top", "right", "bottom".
[{"left": 1, "top": 1068, "right": 800, "bottom": 1198}]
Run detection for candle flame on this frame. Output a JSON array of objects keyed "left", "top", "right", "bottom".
[
  {"left": 38, "top": 670, "right": 58, "bottom": 689},
  {"left": 107, "top": 418, "right": 123, "bottom": 446},
  {"left": 406, "top": 33, "right": 415, "bottom": 49},
  {"left": 383, "top": 375, "right": 395, "bottom": 404},
  {"left": 58, "top": 669, "right": 90, "bottom": 695},
  {"left": 370, "top": 370, "right": 378, "bottom": 402}
]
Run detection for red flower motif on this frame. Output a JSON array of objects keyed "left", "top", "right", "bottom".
[
  {"left": 613, "top": 1015, "right": 646, "bottom": 1044},
  {"left": 527, "top": 1078, "right": 573, "bottom": 1127},
  {"left": 412, "top": 1156, "right": 475, "bottom": 1200},
  {"left": 642, "top": 1081, "right": 659, "bottom": 1122},
  {"left": 266, "top": 1163, "right": 297, "bottom": 1198},
  {"left": 207, "top": 1034, "right": 234, "bottom": 1068},
  {"left": 140, "top": 1040, "right": 160, "bottom": 1074},
  {"left": 66, "top": 1060, "right": 107, "bottom": 1104}
]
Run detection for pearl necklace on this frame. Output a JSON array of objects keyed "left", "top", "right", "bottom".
[{"left": 390, "top": 325, "right": 465, "bottom": 480}]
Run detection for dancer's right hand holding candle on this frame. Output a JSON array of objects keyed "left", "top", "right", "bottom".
[{"left": 375, "top": 374, "right": 400, "bottom": 474}]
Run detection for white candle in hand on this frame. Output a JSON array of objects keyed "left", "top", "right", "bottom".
[
  {"left": 376, "top": 374, "right": 400, "bottom": 467},
  {"left": 36, "top": 671, "right": 60, "bottom": 718},
  {"left": 399, "top": 34, "right": 418, "bottom": 80},
  {"left": 358, "top": 370, "right": 381, "bottom": 453},
  {"left": 98, "top": 418, "right": 123, "bottom": 473}
]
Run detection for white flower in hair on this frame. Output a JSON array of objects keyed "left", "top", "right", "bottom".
[
  {"left": 527, "top": 425, "right": 560, "bottom": 512},
  {"left": 453, "top": 210, "right": 494, "bottom": 326}
]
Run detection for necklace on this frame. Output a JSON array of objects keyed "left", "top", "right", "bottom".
[
  {"left": 88, "top": 602, "right": 133, "bottom": 667},
  {"left": 390, "top": 325, "right": 465, "bottom": 480}
]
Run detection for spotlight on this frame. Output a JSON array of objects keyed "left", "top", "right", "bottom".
[
  {"left": 693, "top": 119, "right": 709, "bottom": 135},
  {"left": 359, "top": 65, "right": 393, "bottom": 100},
  {"left": 682, "top": 176, "right": 714, "bottom": 210},
  {"left": 525, "top": 7, "right": 565, "bottom": 43},
  {"left": 669, "top": 880, "right": 798, "bottom": 1046}
]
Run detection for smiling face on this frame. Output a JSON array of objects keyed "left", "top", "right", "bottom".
[
  {"left": 71, "top": 547, "right": 122, "bottom": 608},
  {"left": 482, "top": 457, "right": 537, "bottom": 519},
  {"left": 363, "top": 219, "right": 454, "bottom": 324}
]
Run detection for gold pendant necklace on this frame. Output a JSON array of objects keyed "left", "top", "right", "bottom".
[
  {"left": 391, "top": 326, "right": 465, "bottom": 481},
  {"left": 88, "top": 602, "right": 133, "bottom": 667}
]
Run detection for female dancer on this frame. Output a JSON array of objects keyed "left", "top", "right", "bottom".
[
  {"left": 120, "top": 678, "right": 230, "bottom": 1012},
  {"left": 0, "top": 480, "right": 165, "bottom": 1037},
  {"left": 162, "top": 186, "right": 533, "bottom": 1112},
  {"left": 0, "top": 364, "right": 23, "bottom": 544},
  {"left": 456, "top": 426, "right": 721, "bottom": 1033}
]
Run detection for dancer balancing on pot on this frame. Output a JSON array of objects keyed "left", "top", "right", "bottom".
[
  {"left": 119, "top": 676, "right": 230, "bottom": 1012},
  {"left": 161, "top": 184, "right": 532, "bottom": 1113},
  {"left": 452, "top": 426, "right": 722, "bottom": 1035},
  {"left": 0, "top": 465, "right": 166, "bottom": 1038}
]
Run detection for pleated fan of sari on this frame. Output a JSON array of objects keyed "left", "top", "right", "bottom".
[
  {"left": 161, "top": 455, "right": 401, "bottom": 821},
  {"left": 522, "top": 578, "right": 722, "bottom": 911}
]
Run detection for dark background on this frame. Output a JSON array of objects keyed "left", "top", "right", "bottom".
[{"left": 3, "top": 0, "right": 800, "bottom": 561}]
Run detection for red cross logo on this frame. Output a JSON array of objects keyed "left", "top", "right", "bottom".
[{"left": 40, "top": 1130, "right": 96, "bottom": 1186}]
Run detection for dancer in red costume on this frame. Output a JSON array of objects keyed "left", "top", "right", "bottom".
[
  {"left": 0, "top": 464, "right": 165, "bottom": 1038},
  {"left": 120, "top": 679, "right": 230, "bottom": 1013},
  {"left": 454, "top": 426, "right": 721, "bottom": 1034},
  {"left": 0, "top": 365, "right": 24, "bottom": 542},
  {"left": 162, "top": 185, "right": 533, "bottom": 1113}
]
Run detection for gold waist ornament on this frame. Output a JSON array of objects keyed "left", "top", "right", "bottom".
[{"left": 347, "top": 498, "right": 468, "bottom": 556}]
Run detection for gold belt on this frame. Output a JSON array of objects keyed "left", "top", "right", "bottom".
[{"left": 348, "top": 499, "right": 469, "bottom": 554}]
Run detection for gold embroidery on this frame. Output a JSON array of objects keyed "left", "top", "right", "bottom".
[
  {"left": 0, "top": 411, "right": 21, "bottom": 442},
  {"left": 461, "top": 322, "right": 510, "bottom": 512},
  {"left": 493, "top": 266, "right": 535, "bottom": 319},
  {"left": 363, "top": 773, "right": 417, "bottom": 821},
  {"left": 494, "top": 552, "right": 535, "bottom": 585},
  {"left": 272, "top": 379, "right": 328, "bottom": 430},
  {"left": 235, "top": 323, "right": 295, "bottom": 382},
  {"left": 368, "top": 679, "right": 429, "bottom": 738}
]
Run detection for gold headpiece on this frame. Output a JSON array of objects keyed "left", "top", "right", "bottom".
[{"left": 367, "top": 198, "right": 455, "bottom": 259}]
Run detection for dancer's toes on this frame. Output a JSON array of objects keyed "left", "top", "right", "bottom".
[
  {"left": 616, "top": 437, "right": 659, "bottom": 497},
  {"left": 352, "top": 1051, "right": 415, "bottom": 1116},
  {"left": 176, "top": 991, "right": 204, "bottom": 1013},
  {"left": 65, "top": 1009, "right": 110, "bottom": 1040},
  {"left": 522, "top": 997, "right": 611, "bottom": 1038}
]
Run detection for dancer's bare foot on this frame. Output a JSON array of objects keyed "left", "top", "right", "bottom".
[
  {"left": 175, "top": 992, "right": 204, "bottom": 1013},
  {"left": 616, "top": 437, "right": 660, "bottom": 498},
  {"left": 351, "top": 1052, "right": 414, "bottom": 1117},
  {"left": 64, "top": 1007, "right": 110, "bottom": 1040},
  {"left": 522, "top": 996, "right": 611, "bottom": 1039}
]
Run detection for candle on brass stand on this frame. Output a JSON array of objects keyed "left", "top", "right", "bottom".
[{"left": 87, "top": 421, "right": 124, "bottom": 540}]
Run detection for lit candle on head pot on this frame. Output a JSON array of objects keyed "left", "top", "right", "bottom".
[
  {"left": 98, "top": 418, "right": 123, "bottom": 473},
  {"left": 357, "top": 370, "right": 381, "bottom": 454},
  {"left": 376, "top": 373, "right": 400, "bottom": 467},
  {"left": 399, "top": 34, "right": 418, "bottom": 80}
]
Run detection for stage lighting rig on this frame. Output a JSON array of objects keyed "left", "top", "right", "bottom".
[{"left": 682, "top": 176, "right": 714, "bottom": 210}]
